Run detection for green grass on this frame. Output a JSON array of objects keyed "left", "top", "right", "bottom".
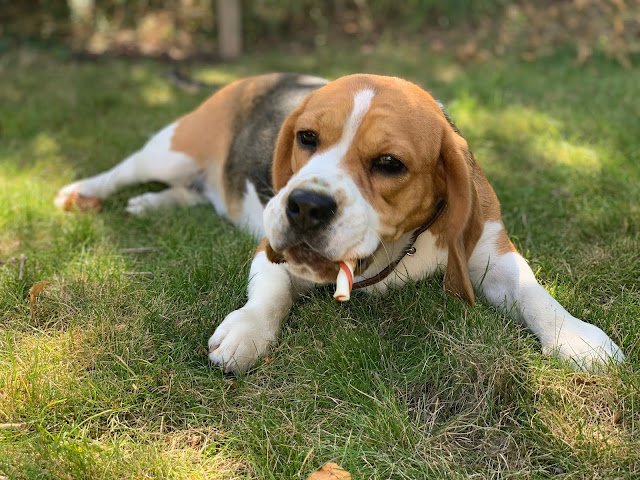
[{"left": 1, "top": 42, "right": 639, "bottom": 479}]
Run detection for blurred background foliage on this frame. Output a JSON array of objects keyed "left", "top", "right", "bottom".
[{"left": 0, "top": 0, "right": 639, "bottom": 66}]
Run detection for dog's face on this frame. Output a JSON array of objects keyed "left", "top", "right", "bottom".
[{"left": 263, "top": 74, "right": 475, "bottom": 300}]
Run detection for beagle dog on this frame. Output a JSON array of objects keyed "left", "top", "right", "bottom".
[{"left": 55, "top": 73, "right": 624, "bottom": 373}]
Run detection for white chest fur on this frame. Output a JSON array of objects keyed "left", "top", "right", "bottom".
[{"left": 360, "top": 230, "right": 448, "bottom": 294}]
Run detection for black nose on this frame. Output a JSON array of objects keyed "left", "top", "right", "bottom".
[{"left": 286, "top": 188, "right": 337, "bottom": 232}]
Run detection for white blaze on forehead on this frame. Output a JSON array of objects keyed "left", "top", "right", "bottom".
[
  {"left": 339, "top": 88, "right": 375, "bottom": 152},
  {"left": 296, "top": 88, "right": 375, "bottom": 177}
]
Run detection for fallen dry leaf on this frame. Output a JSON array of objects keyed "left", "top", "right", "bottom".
[
  {"left": 613, "top": 411, "right": 623, "bottom": 425},
  {"left": 189, "top": 434, "right": 201, "bottom": 448},
  {"left": 307, "top": 462, "right": 351, "bottom": 480},
  {"left": 576, "top": 41, "right": 593, "bottom": 64},
  {"left": 572, "top": 377, "right": 598, "bottom": 386},
  {"left": 28, "top": 281, "right": 49, "bottom": 320}
]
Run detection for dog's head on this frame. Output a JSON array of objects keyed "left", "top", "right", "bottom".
[{"left": 263, "top": 74, "right": 476, "bottom": 303}]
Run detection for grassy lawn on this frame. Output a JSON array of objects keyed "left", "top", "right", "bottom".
[{"left": 1, "top": 43, "right": 639, "bottom": 479}]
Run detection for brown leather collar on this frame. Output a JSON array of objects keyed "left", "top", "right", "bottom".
[{"left": 352, "top": 199, "right": 447, "bottom": 290}]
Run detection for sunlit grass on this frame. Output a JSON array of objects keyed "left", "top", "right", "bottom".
[{"left": 0, "top": 45, "right": 639, "bottom": 478}]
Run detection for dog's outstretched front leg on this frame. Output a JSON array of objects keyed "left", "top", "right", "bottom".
[
  {"left": 208, "top": 242, "right": 309, "bottom": 373},
  {"left": 468, "top": 223, "right": 624, "bottom": 371}
]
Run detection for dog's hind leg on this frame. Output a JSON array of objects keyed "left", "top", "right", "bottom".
[
  {"left": 55, "top": 122, "right": 202, "bottom": 209},
  {"left": 125, "top": 185, "right": 206, "bottom": 215}
]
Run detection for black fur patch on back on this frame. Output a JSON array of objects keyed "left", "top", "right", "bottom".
[{"left": 223, "top": 74, "right": 327, "bottom": 206}]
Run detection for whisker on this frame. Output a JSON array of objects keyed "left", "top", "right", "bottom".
[{"left": 364, "top": 225, "right": 395, "bottom": 274}]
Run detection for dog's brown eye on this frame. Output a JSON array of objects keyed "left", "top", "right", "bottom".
[
  {"left": 297, "top": 131, "right": 318, "bottom": 150},
  {"left": 371, "top": 155, "right": 406, "bottom": 176}
]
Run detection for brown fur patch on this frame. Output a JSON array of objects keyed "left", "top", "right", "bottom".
[
  {"left": 496, "top": 230, "right": 517, "bottom": 255},
  {"left": 283, "top": 244, "right": 339, "bottom": 283},
  {"left": 439, "top": 128, "right": 476, "bottom": 305},
  {"left": 257, "top": 237, "right": 286, "bottom": 263}
]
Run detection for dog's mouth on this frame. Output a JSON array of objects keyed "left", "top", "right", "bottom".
[{"left": 267, "top": 241, "right": 373, "bottom": 284}]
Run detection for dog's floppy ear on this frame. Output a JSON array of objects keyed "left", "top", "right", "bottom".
[
  {"left": 440, "top": 126, "right": 476, "bottom": 305},
  {"left": 272, "top": 103, "right": 305, "bottom": 192},
  {"left": 255, "top": 237, "right": 286, "bottom": 264}
]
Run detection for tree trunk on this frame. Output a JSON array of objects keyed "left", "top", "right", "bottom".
[{"left": 217, "top": 0, "right": 242, "bottom": 59}]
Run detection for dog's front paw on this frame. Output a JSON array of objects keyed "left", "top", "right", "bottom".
[
  {"left": 545, "top": 320, "right": 624, "bottom": 372},
  {"left": 208, "top": 308, "right": 278, "bottom": 373}
]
